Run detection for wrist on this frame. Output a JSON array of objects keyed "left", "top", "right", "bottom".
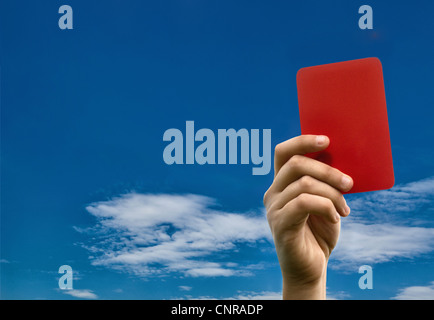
[{"left": 281, "top": 269, "right": 327, "bottom": 300}]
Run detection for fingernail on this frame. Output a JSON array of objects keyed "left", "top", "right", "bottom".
[
  {"left": 335, "top": 211, "right": 340, "bottom": 222},
  {"left": 316, "top": 135, "right": 327, "bottom": 146},
  {"left": 341, "top": 175, "right": 352, "bottom": 190}
]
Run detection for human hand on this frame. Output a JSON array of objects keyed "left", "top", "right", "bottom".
[{"left": 263, "top": 135, "right": 353, "bottom": 299}]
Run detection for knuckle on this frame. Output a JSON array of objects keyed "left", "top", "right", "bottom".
[
  {"left": 265, "top": 207, "right": 279, "bottom": 229},
  {"left": 274, "top": 143, "right": 285, "bottom": 158},
  {"left": 287, "top": 154, "right": 303, "bottom": 169},
  {"left": 294, "top": 193, "right": 310, "bottom": 210},
  {"left": 263, "top": 188, "right": 272, "bottom": 206},
  {"left": 262, "top": 186, "right": 273, "bottom": 208},
  {"left": 298, "top": 175, "right": 314, "bottom": 189},
  {"left": 322, "top": 198, "right": 335, "bottom": 212},
  {"left": 265, "top": 208, "right": 272, "bottom": 221}
]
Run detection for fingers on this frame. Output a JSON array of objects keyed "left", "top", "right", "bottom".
[
  {"left": 274, "top": 135, "right": 329, "bottom": 177},
  {"left": 264, "top": 135, "right": 353, "bottom": 230},
  {"left": 272, "top": 176, "right": 350, "bottom": 217},
  {"left": 281, "top": 193, "right": 340, "bottom": 227},
  {"left": 273, "top": 154, "right": 353, "bottom": 194}
]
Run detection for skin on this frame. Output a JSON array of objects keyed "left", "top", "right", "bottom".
[{"left": 263, "top": 135, "right": 353, "bottom": 300}]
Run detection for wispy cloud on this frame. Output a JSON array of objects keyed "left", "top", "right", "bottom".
[
  {"left": 175, "top": 289, "right": 350, "bottom": 300},
  {"left": 392, "top": 281, "right": 434, "bottom": 300},
  {"left": 330, "top": 177, "right": 434, "bottom": 270},
  {"left": 178, "top": 286, "right": 192, "bottom": 292},
  {"left": 326, "top": 290, "right": 351, "bottom": 300},
  {"left": 331, "top": 222, "right": 434, "bottom": 269},
  {"left": 174, "top": 290, "right": 282, "bottom": 300},
  {"left": 230, "top": 291, "right": 282, "bottom": 300},
  {"left": 77, "top": 193, "right": 272, "bottom": 278},
  {"left": 77, "top": 177, "right": 434, "bottom": 282},
  {"left": 344, "top": 176, "right": 434, "bottom": 225},
  {"left": 61, "top": 289, "right": 98, "bottom": 300}
]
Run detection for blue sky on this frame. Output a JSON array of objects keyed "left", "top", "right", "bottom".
[{"left": 1, "top": 0, "right": 434, "bottom": 300}]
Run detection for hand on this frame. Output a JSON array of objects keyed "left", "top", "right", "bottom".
[{"left": 263, "top": 135, "right": 353, "bottom": 299}]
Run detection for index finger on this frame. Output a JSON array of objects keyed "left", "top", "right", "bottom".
[{"left": 274, "top": 135, "right": 329, "bottom": 177}]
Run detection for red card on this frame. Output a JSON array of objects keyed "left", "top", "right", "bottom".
[{"left": 296, "top": 57, "right": 394, "bottom": 193}]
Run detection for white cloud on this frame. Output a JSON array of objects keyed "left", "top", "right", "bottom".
[
  {"left": 174, "top": 290, "right": 282, "bottom": 300},
  {"left": 77, "top": 193, "right": 272, "bottom": 278},
  {"left": 392, "top": 281, "right": 434, "bottom": 300},
  {"left": 231, "top": 289, "right": 350, "bottom": 300},
  {"left": 77, "top": 177, "right": 434, "bottom": 282},
  {"left": 330, "top": 177, "right": 434, "bottom": 270},
  {"left": 177, "top": 289, "right": 352, "bottom": 300},
  {"left": 326, "top": 290, "right": 351, "bottom": 300},
  {"left": 346, "top": 176, "right": 434, "bottom": 224},
  {"left": 62, "top": 289, "right": 98, "bottom": 300},
  {"left": 331, "top": 222, "right": 434, "bottom": 270},
  {"left": 231, "top": 291, "right": 282, "bottom": 300},
  {"left": 178, "top": 286, "right": 192, "bottom": 292}
]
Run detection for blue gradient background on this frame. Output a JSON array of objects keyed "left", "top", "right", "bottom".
[{"left": 1, "top": 0, "right": 433, "bottom": 299}]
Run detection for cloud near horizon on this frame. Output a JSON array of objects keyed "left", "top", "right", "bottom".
[
  {"left": 392, "top": 281, "right": 434, "bottom": 300},
  {"left": 61, "top": 289, "right": 98, "bottom": 300},
  {"left": 330, "top": 176, "right": 434, "bottom": 270},
  {"left": 76, "top": 193, "right": 272, "bottom": 278},
  {"left": 76, "top": 177, "right": 434, "bottom": 280}
]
